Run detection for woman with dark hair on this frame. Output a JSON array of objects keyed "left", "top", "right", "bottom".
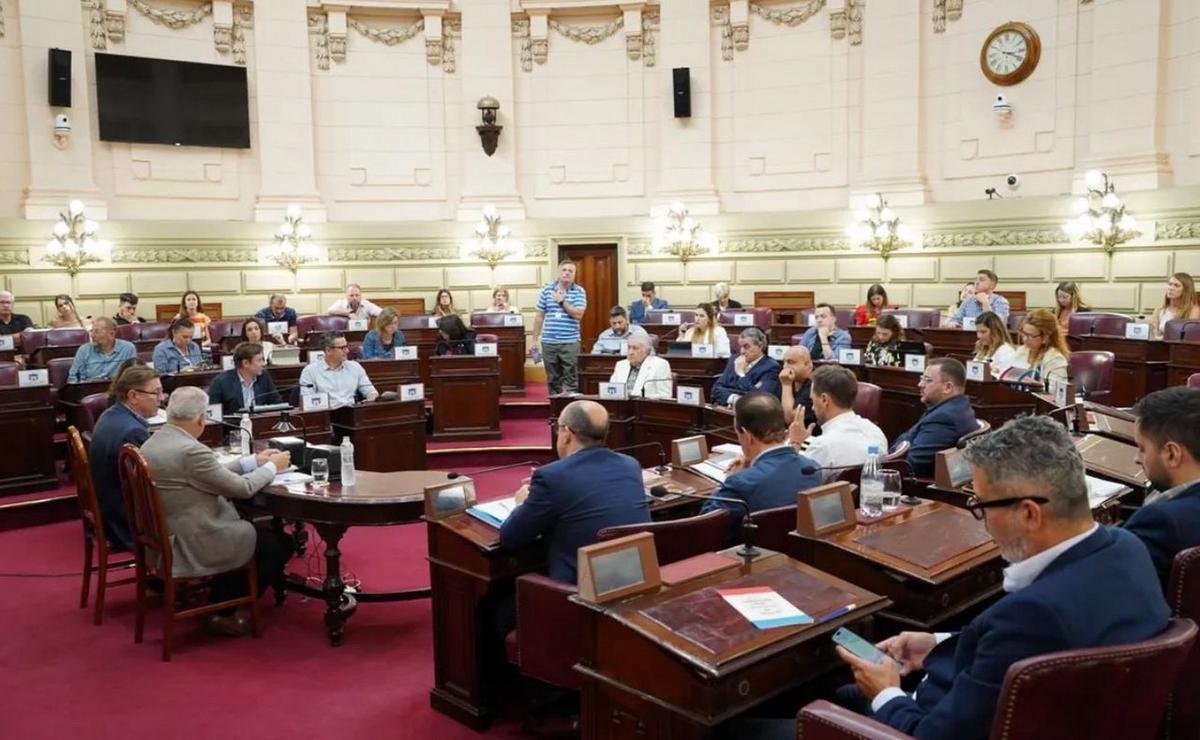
[
  {"left": 49, "top": 294, "right": 88, "bottom": 328},
  {"left": 433, "top": 289, "right": 458, "bottom": 318},
  {"left": 854, "top": 284, "right": 889, "bottom": 326},
  {"left": 863, "top": 314, "right": 904, "bottom": 366},
  {"left": 435, "top": 314, "right": 476, "bottom": 356},
  {"left": 239, "top": 318, "right": 274, "bottom": 363},
  {"left": 1053, "top": 281, "right": 1090, "bottom": 331},
  {"left": 174, "top": 290, "right": 211, "bottom": 346},
  {"left": 972, "top": 311, "right": 1017, "bottom": 374}
]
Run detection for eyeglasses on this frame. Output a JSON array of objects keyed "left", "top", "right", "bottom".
[
  {"left": 1020, "top": 331, "right": 1043, "bottom": 340},
  {"left": 964, "top": 494, "right": 1049, "bottom": 520},
  {"left": 131, "top": 388, "right": 164, "bottom": 398},
  {"left": 330, "top": 344, "right": 349, "bottom": 351}
]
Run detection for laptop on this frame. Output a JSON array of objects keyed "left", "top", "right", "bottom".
[
  {"left": 666, "top": 341, "right": 692, "bottom": 355},
  {"left": 897, "top": 341, "right": 927, "bottom": 356},
  {"left": 271, "top": 346, "right": 302, "bottom": 365}
]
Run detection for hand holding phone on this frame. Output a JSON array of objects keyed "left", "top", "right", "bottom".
[{"left": 832, "top": 627, "right": 891, "bottom": 665}]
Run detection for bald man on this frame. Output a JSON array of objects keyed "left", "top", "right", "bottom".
[
  {"left": 500, "top": 400, "right": 651, "bottom": 583},
  {"left": 779, "top": 345, "right": 818, "bottom": 430}
]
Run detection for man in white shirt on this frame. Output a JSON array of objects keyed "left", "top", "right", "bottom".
[
  {"left": 608, "top": 334, "right": 672, "bottom": 399},
  {"left": 326, "top": 284, "right": 381, "bottom": 321},
  {"left": 789, "top": 364, "right": 887, "bottom": 479},
  {"left": 298, "top": 332, "right": 378, "bottom": 408}
]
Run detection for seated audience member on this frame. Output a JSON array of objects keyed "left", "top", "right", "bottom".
[
  {"left": 972, "top": 311, "right": 1018, "bottom": 373},
  {"left": 891, "top": 358, "right": 977, "bottom": 477},
  {"left": 714, "top": 282, "right": 742, "bottom": 310},
  {"left": 1053, "top": 281, "right": 1090, "bottom": 332},
  {"left": 152, "top": 318, "right": 204, "bottom": 374},
  {"left": 326, "top": 283, "right": 381, "bottom": 321},
  {"left": 500, "top": 400, "right": 651, "bottom": 583},
  {"left": 863, "top": 314, "right": 904, "bottom": 367},
  {"left": 113, "top": 292, "right": 143, "bottom": 326},
  {"left": 49, "top": 294, "right": 88, "bottom": 328},
  {"left": 679, "top": 302, "right": 731, "bottom": 356},
  {"left": 253, "top": 294, "right": 299, "bottom": 345},
  {"left": 140, "top": 386, "right": 294, "bottom": 637},
  {"left": 1123, "top": 387, "right": 1200, "bottom": 587},
  {"left": 206, "top": 342, "right": 281, "bottom": 415},
  {"left": 829, "top": 416, "right": 1169, "bottom": 739},
  {"left": 434, "top": 314, "right": 476, "bottom": 356},
  {"left": 239, "top": 319, "right": 275, "bottom": 364},
  {"left": 946, "top": 269, "right": 1010, "bottom": 327},
  {"left": 701, "top": 393, "right": 822, "bottom": 542},
  {"left": 712, "top": 327, "right": 782, "bottom": 407},
  {"left": 1012, "top": 309, "right": 1069, "bottom": 386},
  {"left": 797, "top": 303, "right": 851, "bottom": 361},
  {"left": 0, "top": 290, "right": 34, "bottom": 335},
  {"left": 854, "top": 284, "right": 889, "bottom": 326},
  {"left": 298, "top": 332, "right": 378, "bottom": 408},
  {"left": 608, "top": 334, "right": 672, "bottom": 399},
  {"left": 68, "top": 317, "right": 136, "bottom": 382},
  {"left": 360, "top": 308, "right": 406, "bottom": 360},
  {"left": 779, "top": 345, "right": 817, "bottom": 430},
  {"left": 1150, "top": 272, "right": 1200, "bottom": 339},
  {"left": 945, "top": 281, "right": 974, "bottom": 322},
  {"left": 790, "top": 365, "right": 887, "bottom": 477},
  {"left": 88, "top": 365, "right": 162, "bottom": 550},
  {"left": 433, "top": 288, "right": 458, "bottom": 318},
  {"left": 628, "top": 281, "right": 669, "bottom": 325},
  {"left": 593, "top": 305, "right": 648, "bottom": 353},
  {"left": 174, "top": 290, "right": 211, "bottom": 346},
  {"left": 487, "top": 286, "right": 519, "bottom": 313}
]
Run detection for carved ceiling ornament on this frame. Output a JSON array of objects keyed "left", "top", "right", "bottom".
[
  {"left": 83, "top": 0, "right": 251, "bottom": 65},
  {"left": 513, "top": 3, "right": 657, "bottom": 72},
  {"left": 308, "top": 7, "right": 458, "bottom": 73},
  {"left": 932, "top": 0, "right": 962, "bottom": 33},
  {"left": 0, "top": 1, "right": 5, "bottom": 38},
  {"left": 715, "top": 0, "right": 858, "bottom": 62}
]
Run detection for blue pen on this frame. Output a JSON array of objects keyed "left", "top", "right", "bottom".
[{"left": 818, "top": 603, "right": 856, "bottom": 623}]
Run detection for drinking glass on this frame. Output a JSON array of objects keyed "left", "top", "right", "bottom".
[
  {"left": 311, "top": 458, "right": 329, "bottom": 488},
  {"left": 880, "top": 470, "right": 903, "bottom": 510},
  {"left": 226, "top": 433, "right": 241, "bottom": 455}
]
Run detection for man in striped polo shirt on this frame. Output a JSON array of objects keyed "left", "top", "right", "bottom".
[{"left": 534, "top": 259, "right": 588, "bottom": 394}]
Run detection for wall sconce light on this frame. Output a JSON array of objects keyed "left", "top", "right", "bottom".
[{"left": 476, "top": 96, "right": 502, "bottom": 157}]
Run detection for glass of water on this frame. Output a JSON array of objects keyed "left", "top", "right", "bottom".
[
  {"left": 226, "top": 434, "right": 241, "bottom": 455},
  {"left": 311, "top": 458, "right": 329, "bottom": 488},
  {"left": 880, "top": 470, "right": 903, "bottom": 510}
]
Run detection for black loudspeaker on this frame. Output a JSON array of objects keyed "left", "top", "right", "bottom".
[
  {"left": 672, "top": 67, "right": 691, "bottom": 118},
  {"left": 49, "top": 48, "right": 72, "bottom": 108}
]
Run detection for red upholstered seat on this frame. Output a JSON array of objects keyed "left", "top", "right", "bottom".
[
  {"left": 957, "top": 418, "right": 991, "bottom": 447},
  {"left": 19, "top": 328, "right": 48, "bottom": 356},
  {"left": 881, "top": 308, "right": 940, "bottom": 329},
  {"left": 1182, "top": 322, "right": 1200, "bottom": 343},
  {"left": 596, "top": 509, "right": 731, "bottom": 565},
  {"left": 79, "top": 392, "right": 111, "bottom": 435},
  {"left": 1189, "top": 373, "right": 1200, "bottom": 390},
  {"left": 115, "top": 324, "right": 140, "bottom": 342},
  {"left": 469, "top": 312, "right": 507, "bottom": 328},
  {"left": 475, "top": 333, "right": 498, "bottom": 344},
  {"left": 1068, "top": 350, "right": 1115, "bottom": 402},
  {"left": 48, "top": 356, "right": 75, "bottom": 390},
  {"left": 794, "top": 618, "right": 1198, "bottom": 740},
  {"left": 1006, "top": 310, "right": 1027, "bottom": 333},
  {"left": 296, "top": 314, "right": 349, "bottom": 337},
  {"left": 137, "top": 322, "right": 170, "bottom": 341},
  {"left": 1067, "top": 312, "right": 1132, "bottom": 337},
  {"left": 207, "top": 319, "right": 244, "bottom": 346},
  {"left": 511, "top": 574, "right": 580, "bottom": 689},
  {"left": 47, "top": 328, "right": 90, "bottom": 346},
  {"left": 853, "top": 381, "right": 882, "bottom": 424},
  {"left": 645, "top": 308, "right": 697, "bottom": 326},
  {"left": 748, "top": 504, "right": 798, "bottom": 554},
  {"left": 0, "top": 361, "right": 18, "bottom": 386},
  {"left": 720, "top": 307, "right": 773, "bottom": 331},
  {"left": 1165, "top": 547, "right": 1200, "bottom": 740}
]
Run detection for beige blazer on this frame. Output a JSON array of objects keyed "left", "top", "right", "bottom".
[{"left": 139, "top": 424, "right": 276, "bottom": 578}]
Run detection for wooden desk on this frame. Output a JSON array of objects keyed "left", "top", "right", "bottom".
[
  {"left": 331, "top": 399, "right": 426, "bottom": 471},
  {"left": 0, "top": 385, "right": 58, "bottom": 493},
  {"left": 785, "top": 501, "right": 1002, "bottom": 629},
  {"left": 910, "top": 327, "right": 979, "bottom": 359},
  {"left": 1074, "top": 433, "right": 1148, "bottom": 490},
  {"left": 470, "top": 316, "right": 527, "bottom": 393},
  {"left": 300, "top": 329, "right": 368, "bottom": 349},
  {"left": 29, "top": 344, "right": 83, "bottom": 367},
  {"left": 430, "top": 355, "right": 501, "bottom": 440},
  {"left": 577, "top": 353, "right": 726, "bottom": 398},
  {"left": 1167, "top": 340, "right": 1200, "bottom": 387},
  {"left": 57, "top": 379, "right": 113, "bottom": 430},
  {"left": 574, "top": 553, "right": 888, "bottom": 737},
  {"left": 1071, "top": 335, "right": 1167, "bottom": 405},
  {"left": 161, "top": 369, "right": 223, "bottom": 393}
]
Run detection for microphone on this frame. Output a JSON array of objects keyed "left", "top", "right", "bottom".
[
  {"left": 239, "top": 382, "right": 295, "bottom": 414},
  {"left": 447, "top": 460, "right": 542, "bottom": 480},
  {"left": 799, "top": 462, "right": 855, "bottom": 477},
  {"left": 639, "top": 375, "right": 674, "bottom": 400},
  {"left": 611, "top": 441, "right": 669, "bottom": 474},
  {"left": 647, "top": 484, "right": 759, "bottom": 564}
]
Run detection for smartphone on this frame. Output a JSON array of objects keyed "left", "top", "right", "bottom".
[{"left": 832, "top": 627, "right": 890, "bottom": 665}]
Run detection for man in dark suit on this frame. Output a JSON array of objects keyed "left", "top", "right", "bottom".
[
  {"left": 1124, "top": 386, "right": 1200, "bottom": 587},
  {"left": 701, "top": 393, "right": 822, "bottom": 544},
  {"left": 500, "top": 399, "right": 651, "bottom": 583},
  {"left": 206, "top": 342, "right": 281, "bottom": 415},
  {"left": 891, "top": 357, "right": 978, "bottom": 477},
  {"left": 88, "top": 365, "right": 162, "bottom": 550},
  {"left": 712, "top": 327, "right": 781, "bottom": 406}
]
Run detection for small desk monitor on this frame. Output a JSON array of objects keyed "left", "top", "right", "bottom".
[
  {"left": 423, "top": 479, "right": 477, "bottom": 520},
  {"left": 934, "top": 448, "right": 974, "bottom": 490},
  {"left": 671, "top": 434, "right": 709, "bottom": 468},
  {"left": 577, "top": 532, "right": 661, "bottom": 604},
  {"left": 795, "top": 482, "right": 856, "bottom": 537}
]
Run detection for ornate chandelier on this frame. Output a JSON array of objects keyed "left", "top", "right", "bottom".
[
  {"left": 45, "top": 200, "right": 110, "bottom": 277},
  {"left": 462, "top": 205, "right": 524, "bottom": 270},
  {"left": 270, "top": 204, "right": 318, "bottom": 273},
  {"left": 653, "top": 202, "right": 717, "bottom": 264},
  {"left": 845, "top": 193, "right": 914, "bottom": 260},
  {"left": 1063, "top": 170, "right": 1140, "bottom": 254}
]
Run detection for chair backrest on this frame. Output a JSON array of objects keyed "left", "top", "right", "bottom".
[
  {"left": 117, "top": 444, "right": 171, "bottom": 579},
  {"left": 476, "top": 333, "right": 498, "bottom": 344},
  {"left": 115, "top": 323, "right": 140, "bottom": 341},
  {"left": 1189, "top": 373, "right": 1200, "bottom": 390},
  {"left": 881, "top": 308, "right": 940, "bottom": 329},
  {"left": 66, "top": 426, "right": 103, "bottom": 540},
  {"left": 0, "top": 361, "right": 18, "bottom": 385},
  {"left": 80, "top": 392, "right": 111, "bottom": 433},
  {"left": 853, "top": 381, "right": 883, "bottom": 424},
  {"left": 137, "top": 322, "right": 171, "bottom": 341},
  {"left": 988, "top": 618, "right": 1197, "bottom": 740},
  {"left": 469, "top": 312, "right": 510, "bottom": 328},
  {"left": 596, "top": 509, "right": 731, "bottom": 565},
  {"left": 1182, "top": 321, "right": 1200, "bottom": 343},
  {"left": 719, "top": 307, "right": 773, "bottom": 331},
  {"left": 1068, "top": 350, "right": 1115, "bottom": 399},
  {"left": 958, "top": 418, "right": 992, "bottom": 447},
  {"left": 297, "top": 314, "right": 349, "bottom": 337},
  {"left": 1165, "top": 547, "right": 1200, "bottom": 740},
  {"left": 645, "top": 308, "right": 698, "bottom": 326},
  {"left": 19, "top": 328, "right": 48, "bottom": 355},
  {"left": 48, "top": 357, "right": 75, "bottom": 389},
  {"left": 799, "top": 308, "right": 856, "bottom": 329},
  {"left": 747, "top": 504, "right": 798, "bottom": 553},
  {"left": 47, "top": 327, "right": 90, "bottom": 347},
  {"left": 1068, "top": 311, "right": 1132, "bottom": 337},
  {"left": 208, "top": 318, "right": 245, "bottom": 345}
]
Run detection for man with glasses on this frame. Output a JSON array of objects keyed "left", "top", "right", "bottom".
[
  {"left": 67, "top": 316, "right": 136, "bottom": 382},
  {"left": 828, "top": 415, "right": 1168, "bottom": 739},
  {"left": 889, "top": 358, "right": 977, "bottom": 477},
  {"left": 298, "top": 332, "right": 378, "bottom": 408},
  {"left": 88, "top": 365, "right": 163, "bottom": 550}
]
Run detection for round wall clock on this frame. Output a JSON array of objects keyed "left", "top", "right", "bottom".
[{"left": 980, "top": 21, "right": 1041, "bottom": 86}]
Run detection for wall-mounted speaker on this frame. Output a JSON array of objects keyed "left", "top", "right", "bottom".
[
  {"left": 672, "top": 67, "right": 691, "bottom": 118},
  {"left": 49, "top": 48, "right": 72, "bottom": 108}
]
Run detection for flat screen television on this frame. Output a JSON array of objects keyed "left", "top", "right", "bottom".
[{"left": 94, "top": 52, "right": 251, "bottom": 148}]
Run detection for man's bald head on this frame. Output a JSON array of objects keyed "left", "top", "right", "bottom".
[
  {"left": 559, "top": 400, "right": 608, "bottom": 448},
  {"left": 783, "top": 345, "right": 813, "bottom": 381}
]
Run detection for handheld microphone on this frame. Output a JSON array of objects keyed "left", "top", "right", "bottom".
[
  {"left": 647, "top": 484, "right": 759, "bottom": 564},
  {"left": 611, "top": 441, "right": 669, "bottom": 474},
  {"left": 447, "top": 460, "right": 542, "bottom": 480}
]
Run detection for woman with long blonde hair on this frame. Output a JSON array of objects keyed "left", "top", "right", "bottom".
[
  {"left": 1150, "top": 272, "right": 1200, "bottom": 338},
  {"left": 49, "top": 294, "right": 87, "bottom": 328},
  {"left": 1053, "top": 281, "right": 1090, "bottom": 332},
  {"left": 1014, "top": 309, "right": 1070, "bottom": 385},
  {"left": 679, "top": 302, "right": 731, "bottom": 356},
  {"left": 972, "top": 311, "right": 1017, "bottom": 374}
]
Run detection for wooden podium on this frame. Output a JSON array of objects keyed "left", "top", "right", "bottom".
[
  {"left": 470, "top": 313, "right": 527, "bottom": 393},
  {"left": 430, "top": 356, "right": 501, "bottom": 440},
  {"left": 331, "top": 399, "right": 426, "bottom": 471},
  {"left": 0, "top": 385, "right": 58, "bottom": 493}
]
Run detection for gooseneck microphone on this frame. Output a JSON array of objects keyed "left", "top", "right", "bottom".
[
  {"left": 447, "top": 460, "right": 541, "bottom": 480},
  {"left": 611, "top": 441, "right": 670, "bottom": 474},
  {"left": 647, "top": 484, "right": 759, "bottom": 564}
]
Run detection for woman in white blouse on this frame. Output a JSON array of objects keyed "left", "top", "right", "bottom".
[
  {"left": 972, "top": 311, "right": 1018, "bottom": 375},
  {"left": 1013, "top": 309, "right": 1069, "bottom": 386},
  {"left": 679, "top": 302, "right": 731, "bottom": 357}
]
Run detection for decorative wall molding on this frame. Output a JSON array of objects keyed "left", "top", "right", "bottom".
[
  {"left": 512, "top": 9, "right": 657, "bottom": 72},
  {"left": 932, "top": 0, "right": 962, "bottom": 33},
  {"left": 110, "top": 247, "right": 258, "bottom": 263},
  {"left": 84, "top": 1, "right": 252, "bottom": 65},
  {"left": 920, "top": 228, "right": 1068, "bottom": 248},
  {"left": 720, "top": 236, "right": 848, "bottom": 253},
  {"left": 327, "top": 246, "right": 459, "bottom": 262},
  {"left": 0, "top": 249, "right": 29, "bottom": 265},
  {"left": 0, "top": 1, "right": 6, "bottom": 39},
  {"left": 829, "top": 0, "right": 863, "bottom": 46},
  {"left": 308, "top": 11, "right": 458, "bottom": 72},
  {"left": 715, "top": 0, "right": 857, "bottom": 62},
  {"left": 1155, "top": 220, "right": 1200, "bottom": 240}
]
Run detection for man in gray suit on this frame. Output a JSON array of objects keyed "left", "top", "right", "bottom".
[{"left": 140, "top": 386, "right": 294, "bottom": 636}]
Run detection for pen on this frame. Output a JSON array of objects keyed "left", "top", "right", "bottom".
[{"left": 817, "top": 603, "right": 856, "bottom": 623}]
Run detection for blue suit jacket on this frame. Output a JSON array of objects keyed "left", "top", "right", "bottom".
[
  {"left": 499, "top": 446, "right": 651, "bottom": 583},
  {"left": 1123, "top": 481, "right": 1200, "bottom": 587},
  {"left": 701, "top": 446, "right": 822, "bottom": 544},
  {"left": 206, "top": 369, "right": 282, "bottom": 415},
  {"left": 873, "top": 527, "right": 1169, "bottom": 739},
  {"left": 798, "top": 326, "right": 852, "bottom": 361},
  {"left": 88, "top": 403, "right": 150, "bottom": 549},
  {"left": 892, "top": 394, "right": 977, "bottom": 477},
  {"left": 628, "top": 297, "right": 669, "bottom": 325},
  {"left": 712, "top": 355, "right": 782, "bottom": 406}
]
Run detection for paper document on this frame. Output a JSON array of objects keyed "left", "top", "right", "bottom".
[
  {"left": 466, "top": 497, "right": 518, "bottom": 528},
  {"left": 641, "top": 468, "right": 660, "bottom": 485},
  {"left": 718, "top": 586, "right": 813, "bottom": 629},
  {"left": 274, "top": 470, "right": 313, "bottom": 485},
  {"left": 712, "top": 443, "right": 742, "bottom": 456},
  {"left": 1086, "top": 475, "right": 1126, "bottom": 508},
  {"left": 689, "top": 452, "right": 740, "bottom": 483},
  {"left": 146, "top": 410, "right": 168, "bottom": 426}
]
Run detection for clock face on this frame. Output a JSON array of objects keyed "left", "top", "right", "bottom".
[
  {"left": 980, "top": 22, "right": 1040, "bottom": 86},
  {"left": 986, "top": 31, "right": 1027, "bottom": 76}
]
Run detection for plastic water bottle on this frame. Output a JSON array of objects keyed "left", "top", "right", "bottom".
[
  {"left": 239, "top": 414, "right": 253, "bottom": 457},
  {"left": 340, "top": 436, "right": 356, "bottom": 487},
  {"left": 860, "top": 445, "right": 884, "bottom": 517}
]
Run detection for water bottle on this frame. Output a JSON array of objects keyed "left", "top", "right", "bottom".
[
  {"left": 340, "top": 436, "right": 356, "bottom": 487},
  {"left": 239, "top": 413, "right": 253, "bottom": 457},
  {"left": 860, "top": 445, "right": 884, "bottom": 517}
]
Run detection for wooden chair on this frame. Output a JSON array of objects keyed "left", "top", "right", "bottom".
[
  {"left": 957, "top": 418, "right": 992, "bottom": 447},
  {"left": 67, "top": 426, "right": 136, "bottom": 626},
  {"left": 117, "top": 444, "right": 261, "bottom": 661},
  {"left": 596, "top": 509, "right": 731, "bottom": 565}
]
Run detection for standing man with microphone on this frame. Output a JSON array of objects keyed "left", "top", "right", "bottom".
[
  {"left": 533, "top": 259, "right": 587, "bottom": 395},
  {"left": 608, "top": 334, "right": 672, "bottom": 399}
]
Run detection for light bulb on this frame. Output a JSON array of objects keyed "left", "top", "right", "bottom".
[
  {"left": 498, "top": 226, "right": 511, "bottom": 239},
  {"left": 297, "top": 224, "right": 312, "bottom": 239},
  {"left": 68, "top": 199, "right": 85, "bottom": 217},
  {"left": 286, "top": 204, "right": 302, "bottom": 220},
  {"left": 874, "top": 224, "right": 891, "bottom": 239},
  {"left": 52, "top": 221, "right": 69, "bottom": 237},
  {"left": 852, "top": 208, "right": 868, "bottom": 222},
  {"left": 1119, "top": 215, "right": 1137, "bottom": 232},
  {"left": 1101, "top": 192, "right": 1121, "bottom": 210},
  {"left": 682, "top": 218, "right": 697, "bottom": 232},
  {"left": 879, "top": 207, "right": 896, "bottom": 222},
  {"left": 279, "top": 222, "right": 294, "bottom": 237},
  {"left": 482, "top": 204, "right": 498, "bottom": 219},
  {"left": 1072, "top": 197, "right": 1089, "bottom": 214},
  {"left": 1084, "top": 170, "right": 1105, "bottom": 191},
  {"left": 45, "top": 239, "right": 60, "bottom": 253}
]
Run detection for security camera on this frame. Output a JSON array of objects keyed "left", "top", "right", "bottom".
[
  {"left": 993, "top": 93, "right": 1013, "bottom": 120},
  {"left": 1006, "top": 174, "right": 1021, "bottom": 189},
  {"left": 54, "top": 114, "right": 71, "bottom": 135}
]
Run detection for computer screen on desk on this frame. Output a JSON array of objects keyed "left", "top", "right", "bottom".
[
  {"left": 577, "top": 532, "right": 661, "bottom": 604},
  {"left": 671, "top": 434, "right": 709, "bottom": 467},
  {"left": 811, "top": 491, "right": 847, "bottom": 529},
  {"left": 796, "top": 482, "right": 856, "bottom": 537},
  {"left": 593, "top": 548, "right": 646, "bottom": 596}
]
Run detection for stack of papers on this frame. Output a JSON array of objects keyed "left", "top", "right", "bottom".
[
  {"left": 274, "top": 470, "right": 313, "bottom": 485},
  {"left": 690, "top": 452, "right": 741, "bottom": 483},
  {"left": 1086, "top": 475, "right": 1126, "bottom": 508},
  {"left": 466, "top": 497, "right": 518, "bottom": 528}
]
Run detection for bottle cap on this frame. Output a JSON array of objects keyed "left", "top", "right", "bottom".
[{"left": 867, "top": 445, "right": 880, "bottom": 454}]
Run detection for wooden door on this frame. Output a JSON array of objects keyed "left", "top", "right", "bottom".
[{"left": 560, "top": 244, "right": 618, "bottom": 349}]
